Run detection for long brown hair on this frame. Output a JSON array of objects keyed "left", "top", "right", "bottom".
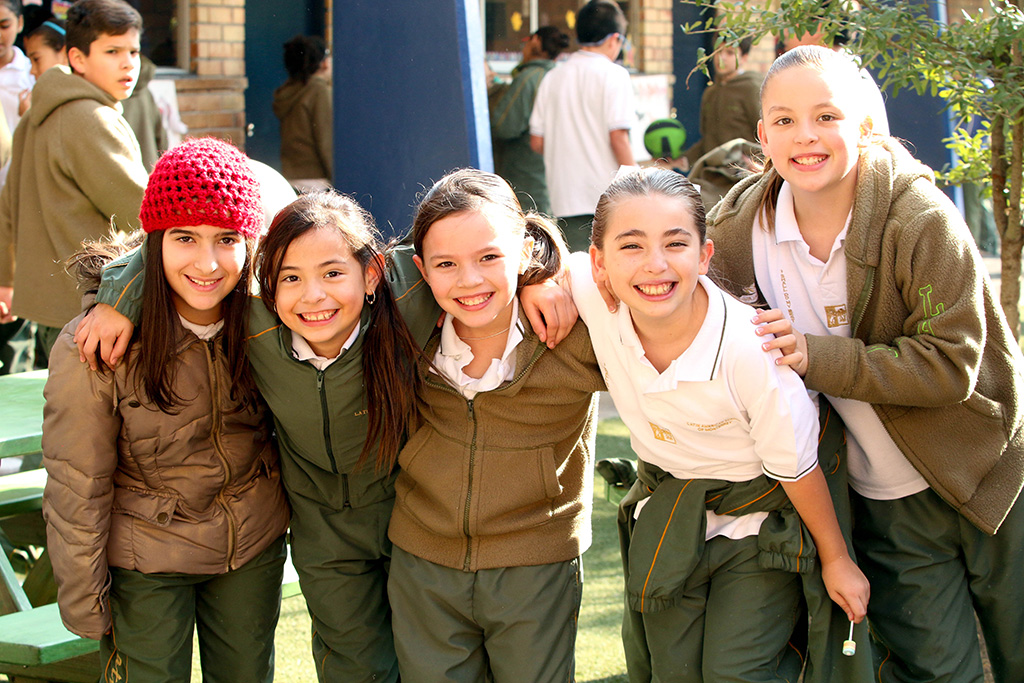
[
  {"left": 256, "top": 191, "right": 421, "bottom": 473},
  {"left": 137, "top": 230, "right": 259, "bottom": 413},
  {"left": 411, "top": 168, "right": 566, "bottom": 289}
]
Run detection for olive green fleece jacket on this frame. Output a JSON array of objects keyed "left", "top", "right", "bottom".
[
  {"left": 389, "top": 313, "right": 605, "bottom": 572},
  {"left": 94, "top": 245, "right": 440, "bottom": 509},
  {"left": 683, "top": 69, "right": 762, "bottom": 166},
  {"left": 0, "top": 65, "right": 147, "bottom": 329},
  {"left": 706, "top": 138, "right": 1024, "bottom": 534}
]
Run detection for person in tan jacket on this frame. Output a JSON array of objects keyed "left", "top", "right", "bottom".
[
  {"left": 0, "top": 0, "right": 148, "bottom": 365},
  {"left": 272, "top": 34, "right": 332, "bottom": 190},
  {"left": 41, "top": 138, "right": 290, "bottom": 683}
]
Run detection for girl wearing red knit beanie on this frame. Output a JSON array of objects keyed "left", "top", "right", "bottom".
[{"left": 41, "top": 137, "right": 290, "bottom": 682}]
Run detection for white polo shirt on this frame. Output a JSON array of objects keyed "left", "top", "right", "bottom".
[
  {"left": 431, "top": 299, "right": 525, "bottom": 400},
  {"left": 529, "top": 51, "right": 636, "bottom": 218},
  {"left": 752, "top": 182, "right": 928, "bottom": 500},
  {"left": 289, "top": 322, "right": 360, "bottom": 372},
  {"left": 569, "top": 253, "right": 819, "bottom": 539}
]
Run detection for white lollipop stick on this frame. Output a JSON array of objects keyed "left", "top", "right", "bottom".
[{"left": 842, "top": 620, "right": 856, "bottom": 656}]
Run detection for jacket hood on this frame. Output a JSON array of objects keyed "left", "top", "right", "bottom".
[
  {"left": 273, "top": 75, "right": 325, "bottom": 119},
  {"left": 722, "top": 69, "right": 762, "bottom": 87},
  {"left": 129, "top": 55, "right": 156, "bottom": 96},
  {"left": 29, "top": 65, "right": 120, "bottom": 128}
]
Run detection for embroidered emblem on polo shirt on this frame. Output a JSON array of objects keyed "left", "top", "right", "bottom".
[
  {"left": 825, "top": 304, "right": 848, "bottom": 328},
  {"left": 739, "top": 283, "right": 759, "bottom": 305},
  {"left": 649, "top": 422, "right": 676, "bottom": 443},
  {"left": 686, "top": 418, "right": 738, "bottom": 432}
]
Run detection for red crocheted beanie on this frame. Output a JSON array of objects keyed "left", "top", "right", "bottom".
[{"left": 140, "top": 137, "right": 264, "bottom": 239}]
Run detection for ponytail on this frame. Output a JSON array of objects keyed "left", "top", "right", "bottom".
[{"left": 519, "top": 212, "right": 565, "bottom": 287}]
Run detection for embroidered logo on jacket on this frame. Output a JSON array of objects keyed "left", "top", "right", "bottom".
[{"left": 917, "top": 284, "right": 945, "bottom": 335}]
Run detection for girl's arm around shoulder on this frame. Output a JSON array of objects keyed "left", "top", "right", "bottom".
[
  {"left": 566, "top": 250, "right": 610, "bottom": 325},
  {"left": 804, "top": 204, "right": 991, "bottom": 408},
  {"left": 388, "top": 244, "right": 441, "bottom": 348},
  {"left": 41, "top": 325, "right": 123, "bottom": 639}
]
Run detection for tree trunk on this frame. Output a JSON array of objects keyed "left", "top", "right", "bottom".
[
  {"left": 1007, "top": 116, "right": 1024, "bottom": 338},
  {"left": 992, "top": 117, "right": 1019, "bottom": 334}
]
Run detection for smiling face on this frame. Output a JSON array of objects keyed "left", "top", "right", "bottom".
[
  {"left": 591, "top": 193, "right": 713, "bottom": 332},
  {"left": 414, "top": 209, "right": 533, "bottom": 339},
  {"left": 273, "top": 227, "right": 379, "bottom": 359},
  {"left": 757, "top": 64, "right": 869, "bottom": 206},
  {"left": 68, "top": 29, "right": 140, "bottom": 101},
  {"left": 25, "top": 33, "right": 67, "bottom": 79},
  {"left": 0, "top": 5, "right": 22, "bottom": 69},
  {"left": 161, "top": 225, "right": 247, "bottom": 325}
]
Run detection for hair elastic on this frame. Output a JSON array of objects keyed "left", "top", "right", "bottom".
[{"left": 42, "top": 20, "right": 66, "bottom": 35}]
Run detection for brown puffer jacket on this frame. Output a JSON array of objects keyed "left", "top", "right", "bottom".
[{"left": 41, "top": 317, "right": 291, "bottom": 640}]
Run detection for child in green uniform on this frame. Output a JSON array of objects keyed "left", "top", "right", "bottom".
[
  {"left": 76, "top": 190, "right": 576, "bottom": 683},
  {"left": 387, "top": 168, "right": 605, "bottom": 682},
  {"left": 708, "top": 45, "right": 1024, "bottom": 682}
]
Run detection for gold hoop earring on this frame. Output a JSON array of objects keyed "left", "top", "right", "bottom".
[{"left": 365, "top": 291, "right": 376, "bottom": 305}]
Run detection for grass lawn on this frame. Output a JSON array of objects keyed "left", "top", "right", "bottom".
[{"left": 189, "top": 417, "right": 636, "bottom": 682}]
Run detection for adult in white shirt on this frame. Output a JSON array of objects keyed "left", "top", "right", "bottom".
[{"left": 529, "top": 0, "right": 636, "bottom": 252}]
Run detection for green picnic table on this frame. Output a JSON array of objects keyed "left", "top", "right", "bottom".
[{"left": 0, "top": 370, "right": 101, "bottom": 683}]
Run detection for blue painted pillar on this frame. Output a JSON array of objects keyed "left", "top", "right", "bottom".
[
  {"left": 882, "top": 0, "right": 957, "bottom": 188},
  {"left": 332, "top": 0, "right": 493, "bottom": 237},
  {"left": 671, "top": 1, "right": 713, "bottom": 146}
]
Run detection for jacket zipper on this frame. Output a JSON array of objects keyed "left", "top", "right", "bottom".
[
  {"left": 462, "top": 398, "right": 477, "bottom": 571},
  {"left": 850, "top": 264, "right": 877, "bottom": 336},
  {"left": 206, "top": 339, "right": 238, "bottom": 570},
  {"left": 316, "top": 370, "right": 340, "bottom": 475},
  {"left": 422, "top": 340, "right": 548, "bottom": 572}
]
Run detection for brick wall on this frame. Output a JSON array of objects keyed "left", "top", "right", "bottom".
[
  {"left": 637, "top": 0, "right": 674, "bottom": 74},
  {"left": 170, "top": 0, "right": 248, "bottom": 146}
]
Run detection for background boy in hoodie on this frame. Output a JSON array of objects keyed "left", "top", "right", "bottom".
[
  {"left": 0, "top": 0, "right": 147, "bottom": 363},
  {"left": 682, "top": 36, "right": 762, "bottom": 169}
]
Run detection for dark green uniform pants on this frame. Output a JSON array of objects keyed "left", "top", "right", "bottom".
[
  {"left": 288, "top": 491, "right": 398, "bottom": 683},
  {"left": 389, "top": 546, "right": 583, "bottom": 683},
  {"left": 100, "top": 535, "right": 286, "bottom": 683},
  {"left": 35, "top": 323, "right": 61, "bottom": 370},
  {"left": 853, "top": 488, "right": 1024, "bottom": 683},
  {"left": 621, "top": 529, "right": 802, "bottom": 683},
  {"left": 558, "top": 214, "right": 595, "bottom": 253}
]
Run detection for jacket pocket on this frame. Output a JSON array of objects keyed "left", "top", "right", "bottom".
[
  {"left": 471, "top": 445, "right": 562, "bottom": 536},
  {"left": 395, "top": 428, "right": 466, "bottom": 535},
  {"left": 878, "top": 390, "right": 1006, "bottom": 505},
  {"left": 111, "top": 486, "right": 179, "bottom": 527}
]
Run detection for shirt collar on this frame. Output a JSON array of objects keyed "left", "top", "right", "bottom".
[
  {"left": 438, "top": 298, "right": 523, "bottom": 361},
  {"left": 617, "top": 277, "right": 728, "bottom": 391},
  {"left": 290, "top": 321, "right": 360, "bottom": 368},
  {"left": 178, "top": 315, "right": 224, "bottom": 341},
  {"left": 774, "top": 182, "right": 852, "bottom": 255}
]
